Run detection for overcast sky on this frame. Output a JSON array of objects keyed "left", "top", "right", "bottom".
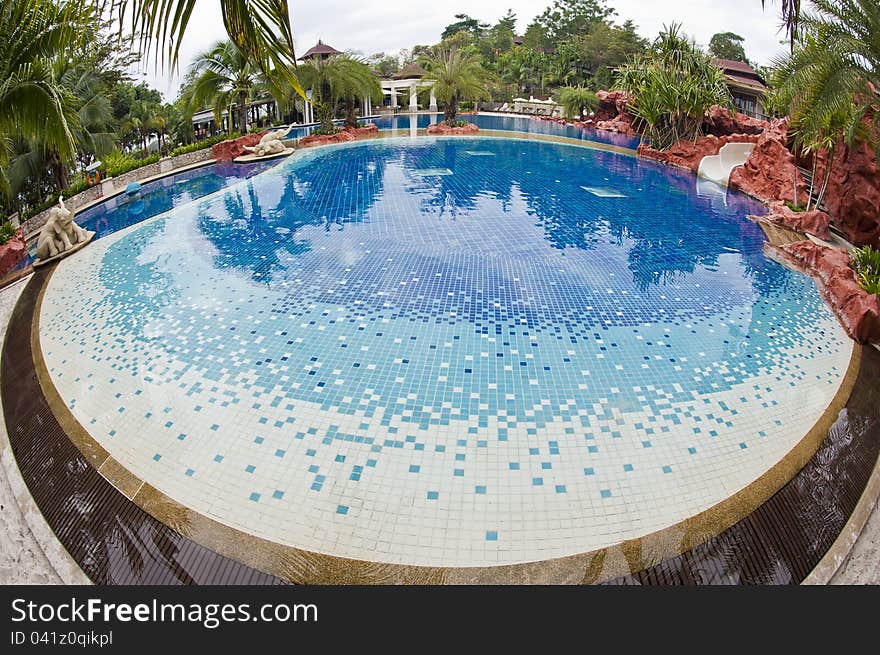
[{"left": 136, "top": 0, "right": 792, "bottom": 99}]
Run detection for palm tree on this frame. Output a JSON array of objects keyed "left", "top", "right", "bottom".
[
  {"left": 0, "top": 0, "right": 90, "bottom": 195},
  {"left": 296, "top": 55, "right": 381, "bottom": 131},
  {"left": 188, "top": 40, "right": 267, "bottom": 135},
  {"left": 120, "top": 0, "right": 299, "bottom": 93},
  {"left": 558, "top": 87, "right": 598, "bottom": 120},
  {"left": 762, "top": 1, "right": 802, "bottom": 51},
  {"left": 772, "top": 0, "right": 878, "bottom": 136},
  {"left": 9, "top": 63, "right": 114, "bottom": 198},
  {"left": 423, "top": 47, "right": 490, "bottom": 124},
  {"left": 121, "top": 99, "right": 165, "bottom": 151},
  {"left": 770, "top": 0, "right": 879, "bottom": 205}
]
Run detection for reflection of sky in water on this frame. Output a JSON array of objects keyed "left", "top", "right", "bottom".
[
  {"left": 285, "top": 113, "right": 642, "bottom": 150},
  {"left": 20, "top": 159, "right": 280, "bottom": 268},
  {"left": 94, "top": 137, "right": 837, "bottom": 425}
]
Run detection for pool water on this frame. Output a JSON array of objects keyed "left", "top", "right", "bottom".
[
  {"left": 285, "top": 112, "right": 641, "bottom": 150},
  {"left": 19, "top": 159, "right": 280, "bottom": 268},
  {"left": 38, "top": 135, "right": 851, "bottom": 566}
]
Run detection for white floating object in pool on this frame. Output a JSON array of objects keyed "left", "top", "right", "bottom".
[
  {"left": 413, "top": 168, "right": 453, "bottom": 176},
  {"left": 463, "top": 151, "right": 495, "bottom": 156},
  {"left": 581, "top": 186, "right": 627, "bottom": 198}
]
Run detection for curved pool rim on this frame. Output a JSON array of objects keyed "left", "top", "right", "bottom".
[{"left": 7, "top": 130, "right": 878, "bottom": 583}]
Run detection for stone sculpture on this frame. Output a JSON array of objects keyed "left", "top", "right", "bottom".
[
  {"left": 242, "top": 129, "right": 290, "bottom": 157},
  {"left": 35, "top": 196, "right": 94, "bottom": 262}
]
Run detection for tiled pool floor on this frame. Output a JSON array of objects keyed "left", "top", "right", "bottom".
[{"left": 36, "top": 136, "right": 854, "bottom": 567}]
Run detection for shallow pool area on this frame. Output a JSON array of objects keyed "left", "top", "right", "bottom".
[{"left": 33, "top": 135, "right": 855, "bottom": 568}]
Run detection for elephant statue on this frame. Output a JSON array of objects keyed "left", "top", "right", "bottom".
[
  {"left": 242, "top": 129, "right": 290, "bottom": 157},
  {"left": 35, "top": 196, "right": 95, "bottom": 262}
]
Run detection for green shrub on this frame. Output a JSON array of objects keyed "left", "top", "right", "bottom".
[
  {"left": 616, "top": 23, "right": 733, "bottom": 150},
  {"left": 851, "top": 245, "right": 880, "bottom": 295},
  {"left": 0, "top": 221, "right": 18, "bottom": 246},
  {"left": 558, "top": 87, "right": 598, "bottom": 120},
  {"left": 170, "top": 132, "right": 241, "bottom": 158},
  {"left": 100, "top": 151, "right": 161, "bottom": 178},
  {"left": 785, "top": 200, "right": 807, "bottom": 212}
]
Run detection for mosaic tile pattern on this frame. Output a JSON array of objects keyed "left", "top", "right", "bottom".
[{"left": 39, "top": 137, "right": 853, "bottom": 566}]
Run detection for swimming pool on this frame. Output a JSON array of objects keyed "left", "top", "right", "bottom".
[
  {"left": 18, "top": 158, "right": 281, "bottom": 269},
  {"left": 37, "top": 135, "right": 852, "bottom": 568},
  {"left": 285, "top": 112, "right": 641, "bottom": 150}
]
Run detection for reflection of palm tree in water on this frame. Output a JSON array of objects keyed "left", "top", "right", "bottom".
[
  {"left": 200, "top": 181, "right": 311, "bottom": 285},
  {"left": 324, "top": 214, "right": 344, "bottom": 232},
  {"left": 439, "top": 191, "right": 457, "bottom": 220}
]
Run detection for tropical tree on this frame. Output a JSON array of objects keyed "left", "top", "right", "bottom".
[
  {"left": 525, "top": 0, "right": 615, "bottom": 50},
  {"left": 0, "top": 0, "right": 90, "bottom": 196},
  {"left": 709, "top": 32, "right": 748, "bottom": 62},
  {"left": 558, "top": 86, "right": 598, "bottom": 119},
  {"left": 771, "top": 0, "right": 879, "bottom": 144},
  {"left": 423, "top": 47, "right": 490, "bottom": 124},
  {"left": 295, "top": 55, "right": 380, "bottom": 132},
  {"left": 762, "top": 0, "right": 802, "bottom": 50},
  {"left": 121, "top": 99, "right": 166, "bottom": 151},
  {"left": 8, "top": 61, "right": 115, "bottom": 205},
  {"left": 188, "top": 40, "right": 267, "bottom": 135},
  {"left": 770, "top": 0, "right": 879, "bottom": 207},
  {"left": 616, "top": 24, "right": 733, "bottom": 149},
  {"left": 120, "top": 0, "right": 300, "bottom": 93}
]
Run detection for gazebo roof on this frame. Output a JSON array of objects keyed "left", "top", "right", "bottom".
[
  {"left": 392, "top": 63, "right": 428, "bottom": 80},
  {"left": 300, "top": 40, "right": 342, "bottom": 60}
]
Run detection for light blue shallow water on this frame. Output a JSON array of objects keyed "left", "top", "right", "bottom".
[{"left": 40, "top": 134, "right": 850, "bottom": 563}]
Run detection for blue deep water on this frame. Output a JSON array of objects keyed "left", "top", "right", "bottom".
[{"left": 90, "top": 136, "right": 836, "bottom": 429}]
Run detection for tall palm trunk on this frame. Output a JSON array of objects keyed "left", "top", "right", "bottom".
[
  {"left": 47, "top": 148, "right": 67, "bottom": 190},
  {"left": 238, "top": 90, "right": 248, "bottom": 133},
  {"left": 344, "top": 97, "right": 358, "bottom": 128},
  {"left": 445, "top": 93, "right": 459, "bottom": 124}
]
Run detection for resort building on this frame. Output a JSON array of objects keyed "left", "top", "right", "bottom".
[{"left": 712, "top": 58, "right": 770, "bottom": 120}]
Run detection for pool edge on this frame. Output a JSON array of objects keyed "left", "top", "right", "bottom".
[{"left": 15, "top": 261, "right": 874, "bottom": 584}]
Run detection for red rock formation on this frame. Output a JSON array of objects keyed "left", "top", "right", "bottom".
[
  {"left": 425, "top": 122, "right": 480, "bottom": 136},
  {"left": 298, "top": 124, "right": 379, "bottom": 148},
  {"left": 759, "top": 202, "right": 831, "bottom": 241},
  {"left": 729, "top": 123, "right": 808, "bottom": 204},
  {"left": 594, "top": 90, "right": 631, "bottom": 121},
  {"left": 212, "top": 132, "right": 265, "bottom": 162},
  {"left": 821, "top": 136, "right": 880, "bottom": 248},
  {"left": 765, "top": 240, "right": 880, "bottom": 343},
  {"left": 580, "top": 90, "right": 637, "bottom": 135},
  {"left": 637, "top": 134, "right": 759, "bottom": 173},
  {"left": 0, "top": 227, "right": 26, "bottom": 278},
  {"left": 703, "top": 105, "right": 770, "bottom": 137},
  {"left": 594, "top": 113, "right": 637, "bottom": 135}
]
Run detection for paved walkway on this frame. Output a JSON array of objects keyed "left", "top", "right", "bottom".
[{"left": 0, "top": 275, "right": 875, "bottom": 584}]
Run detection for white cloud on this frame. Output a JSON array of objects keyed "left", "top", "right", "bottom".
[{"left": 134, "top": 0, "right": 791, "bottom": 98}]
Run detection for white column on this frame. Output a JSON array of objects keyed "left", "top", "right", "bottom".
[
  {"left": 409, "top": 84, "right": 418, "bottom": 113},
  {"left": 390, "top": 87, "right": 398, "bottom": 111},
  {"left": 429, "top": 88, "right": 437, "bottom": 112}
]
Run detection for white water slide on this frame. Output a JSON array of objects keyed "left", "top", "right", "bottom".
[{"left": 697, "top": 142, "right": 754, "bottom": 187}]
